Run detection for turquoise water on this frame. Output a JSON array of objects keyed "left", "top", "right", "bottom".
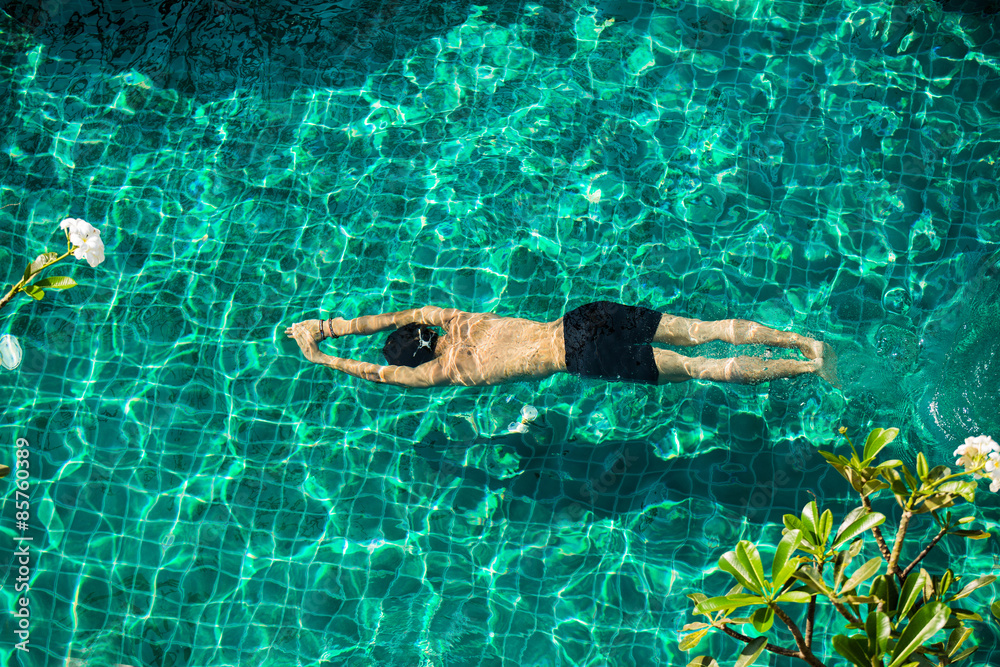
[{"left": 1, "top": 0, "right": 999, "bottom": 665}]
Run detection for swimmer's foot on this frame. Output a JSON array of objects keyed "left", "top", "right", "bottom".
[
  {"left": 816, "top": 343, "right": 840, "bottom": 388},
  {"left": 799, "top": 336, "right": 825, "bottom": 360}
]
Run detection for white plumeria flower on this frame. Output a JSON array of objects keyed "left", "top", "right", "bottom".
[
  {"left": 59, "top": 218, "right": 105, "bottom": 267},
  {"left": 987, "top": 453, "right": 1000, "bottom": 493},
  {"left": 953, "top": 435, "right": 999, "bottom": 478},
  {"left": 59, "top": 217, "right": 90, "bottom": 237}
]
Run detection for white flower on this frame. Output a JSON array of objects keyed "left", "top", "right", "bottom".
[
  {"left": 59, "top": 217, "right": 90, "bottom": 237},
  {"left": 953, "top": 435, "right": 999, "bottom": 477},
  {"left": 74, "top": 234, "right": 106, "bottom": 267},
  {"left": 987, "top": 453, "right": 1000, "bottom": 493},
  {"left": 59, "top": 218, "right": 105, "bottom": 267}
]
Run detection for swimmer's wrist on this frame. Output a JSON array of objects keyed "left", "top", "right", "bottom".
[{"left": 325, "top": 318, "right": 339, "bottom": 339}]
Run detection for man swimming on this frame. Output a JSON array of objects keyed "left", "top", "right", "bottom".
[{"left": 285, "top": 301, "right": 836, "bottom": 388}]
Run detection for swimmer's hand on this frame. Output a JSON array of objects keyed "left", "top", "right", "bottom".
[
  {"left": 288, "top": 322, "right": 325, "bottom": 363},
  {"left": 285, "top": 317, "right": 352, "bottom": 341},
  {"left": 285, "top": 319, "right": 326, "bottom": 342}
]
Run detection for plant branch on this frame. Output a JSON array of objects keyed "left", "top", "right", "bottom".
[
  {"left": 806, "top": 561, "right": 824, "bottom": 648},
  {"left": 900, "top": 525, "right": 948, "bottom": 579},
  {"left": 827, "top": 595, "right": 864, "bottom": 627},
  {"left": 862, "top": 496, "right": 893, "bottom": 563},
  {"left": 888, "top": 510, "right": 913, "bottom": 577},
  {"left": 805, "top": 594, "right": 817, "bottom": 649},
  {"left": 771, "top": 604, "right": 827, "bottom": 667},
  {"left": 717, "top": 625, "right": 800, "bottom": 658},
  {"left": 0, "top": 249, "right": 73, "bottom": 312},
  {"left": 0, "top": 287, "right": 17, "bottom": 311}
]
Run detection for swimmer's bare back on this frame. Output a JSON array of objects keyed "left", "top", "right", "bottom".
[{"left": 285, "top": 304, "right": 838, "bottom": 388}]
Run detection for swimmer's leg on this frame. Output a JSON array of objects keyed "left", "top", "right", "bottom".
[
  {"left": 653, "top": 349, "right": 819, "bottom": 385},
  {"left": 652, "top": 315, "right": 823, "bottom": 359}
]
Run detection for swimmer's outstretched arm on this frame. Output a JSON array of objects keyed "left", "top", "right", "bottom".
[
  {"left": 332, "top": 306, "right": 462, "bottom": 336},
  {"left": 287, "top": 323, "right": 449, "bottom": 387},
  {"left": 283, "top": 307, "right": 461, "bottom": 341}
]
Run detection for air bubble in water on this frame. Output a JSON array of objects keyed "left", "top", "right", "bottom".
[
  {"left": 0, "top": 335, "right": 22, "bottom": 370},
  {"left": 882, "top": 287, "right": 912, "bottom": 314}
]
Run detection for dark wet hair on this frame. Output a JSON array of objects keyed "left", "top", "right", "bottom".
[{"left": 382, "top": 323, "right": 439, "bottom": 367}]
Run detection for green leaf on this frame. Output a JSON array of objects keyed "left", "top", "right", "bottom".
[
  {"left": 934, "top": 570, "right": 954, "bottom": 600},
  {"left": 836, "top": 506, "right": 868, "bottom": 536},
  {"left": 937, "top": 481, "right": 977, "bottom": 503},
  {"left": 775, "top": 590, "right": 812, "bottom": 604},
  {"left": 828, "top": 461, "right": 861, "bottom": 489},
  {"left": 793, "top": 567, "right": 834, "bottom": 597},
  {"left": 949, "top": 646, "right": 979, "bottom": 663},
  {"left": 736, "top": 541, "right": 768, "bottom": 594},
  {"left": 887, "top": 602, "right": 951, "bottom": 667},
  {"left": 925, "top": 465, "right": 950, "bottom": 482},
  {"left": 818, "top": 508, "right": 834, "bottom": 547},
  {"left": 950, "top": 529, "right": 990, "bottom": 539},
  {"left": 686, "top": 657, "right": 720, "bottom": 667},
  {"left": 865, "top": 610, "right": 891, "bottom": 655},
  {"left": 902, "top": 466, "right": 918, "bottom": 492},
  {"left": 682, "top": 622, "right": 711, "bottom": 631},
  {"left": 783, "top": 514, "right": 802, "bottom": 532},
  {"left": 833, "top": 634, "right": 872, "bottom": 667},
  {"left": 32, "top": 276, "right": 77, "bottom": 290},
  {"left": 957, "top": 516, "right": 976, "bottom": 525},
  {"left": 843, "top": 594, "right": 879, "bottom": 605},
  {"left": 863, "top": 427, "right": 899, "bottom": 463},
  {"left": 952, "top": 608, "right": 982, "bottom": 622},
  {"left": 833, "top": 545, "right": 856, "bottom": 590},
  {"left": 23, "top": 284, "right": 44, "bottom": 300},
  {"left": 897, "top": 571, "right": 927, "bottom": 620},
  {"left": 841, "top": 558, "right": 883, "bottom": 595},
  {"left": 848, "top": 538, "right": 864, "bottom": 558},
  {"left": 867, "top": 574, "right": 899, "bottom": 614},
  {"left": 720, "top": 548, "right": 763, "bottom": 594},
  {"left": 735, "top": 636, "right": 768, "bottom": 667},
  {"left": 801, "top": 501, "right": 819, "bottom": 535},
  {"left": 860, "top": 479, "right": 889, "bottom": 497},
  {"left": 916, "top": 452, "right": 929, "bottom": 479},
  {"left": 772, "top": 530, "right": 801, "bottom": 585},
  {"left": 22, "top": 251, "right": 59, "bottom": 281},
  {"left": 945, "top": 626, "right": 974, "bottom": 657},
  {"left": 687, "top": 592, "right": 708, "bottom": 606},
  {"left": 883, "top": 468, "right": 910, "bottom": 502},
  {"left": 992, "top": 600, "right": 1000, "bottom": 621},
  {"left": 818, "top": 450, "right": 847, "bottom": 465},
  {"left": 948, "top": 575, "right": 997, "bottom": 601},
  {"left": 680, "top": 628, "right": 711, "bottom": 651},
  {"left": 832, "top": 510, "right": 886, "bottom": 550},
  {"left": 918, "top": 494, "right": 956, "bottom": 513},
  {"left": 693, "top": 594, "right": 767, "bottom": 614},
  {"left": 751, "top": 606, "right": 774, "bottom": 633}
]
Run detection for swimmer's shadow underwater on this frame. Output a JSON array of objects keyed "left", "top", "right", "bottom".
[{"left": 410, "top": 413, "right": 853, "bottom": 525}]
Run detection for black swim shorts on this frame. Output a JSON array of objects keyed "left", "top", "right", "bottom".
[{"left": 563, "top": 301, "right": 662, "bottom": 385}]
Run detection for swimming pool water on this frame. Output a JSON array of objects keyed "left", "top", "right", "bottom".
[{"left": 1, "top": 0, "right": 999, "bottom": 665}]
